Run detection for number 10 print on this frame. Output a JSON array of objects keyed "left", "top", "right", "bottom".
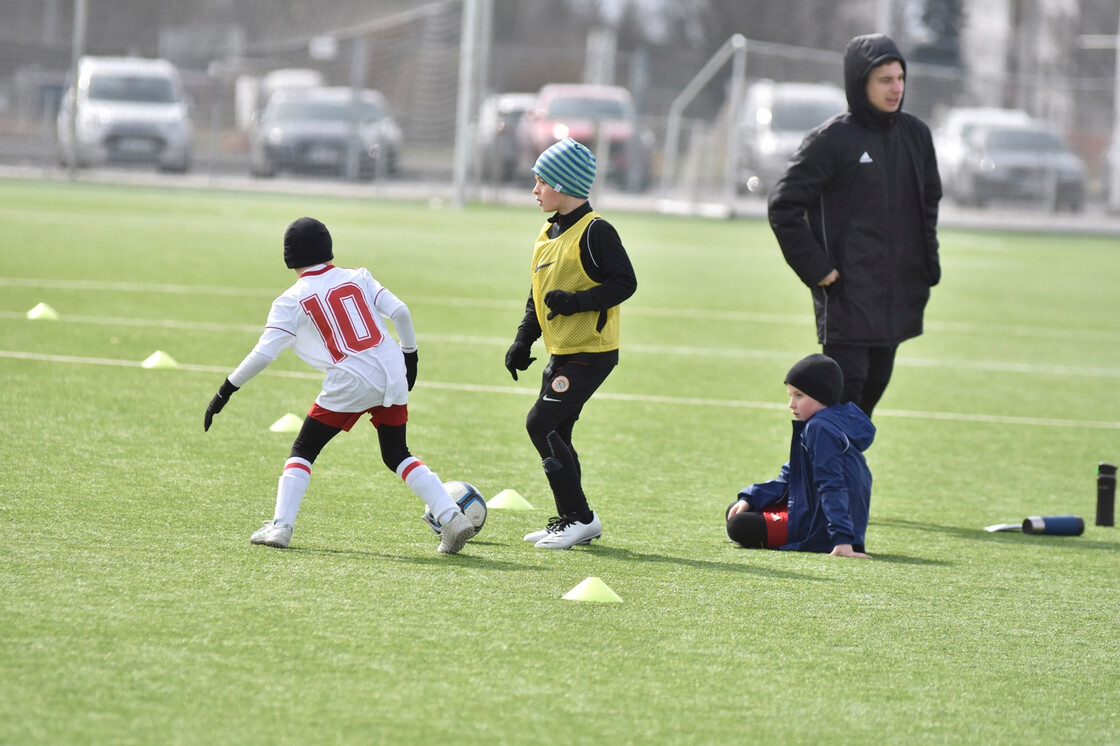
[{"left": 300, "top": 283, "right": 384, "bottom": 363}]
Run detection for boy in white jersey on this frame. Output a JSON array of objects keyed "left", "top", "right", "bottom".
[{"left": 204, "top": 217, "right": 475, "bottom": 554}]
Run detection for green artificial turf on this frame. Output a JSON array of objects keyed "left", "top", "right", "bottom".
[{"left": 1, "top": 179, "right": 1118, "bottom": 745}]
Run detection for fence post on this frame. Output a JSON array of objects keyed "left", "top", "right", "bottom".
[
  {"left": 722, "top": 37, "right": 747, "bottom": 211},
  {"left": 65, "top": 0, "right": 87, "bottom": 179},
  {"left": 660, "top": 33, "right": 746, "bottom": 202}
]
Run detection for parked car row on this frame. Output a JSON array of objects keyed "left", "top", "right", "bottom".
[
  {"left": 56, "top": 57, "right": 403, "bottom": 182},
  {"left": 52, "top": 57, "right": 1092, "bottom": 210}
]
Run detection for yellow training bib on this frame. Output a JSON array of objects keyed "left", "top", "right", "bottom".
[{"left": 531, "top": 212, "right": 620, "bottom": 355}]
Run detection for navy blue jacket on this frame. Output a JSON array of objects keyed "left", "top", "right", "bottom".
[{"left": 739, "top": 402, "right": 875, "bottom": 552}]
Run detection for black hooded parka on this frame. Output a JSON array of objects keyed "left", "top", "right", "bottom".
[{"left": 767, "top": 34, "right": 942, "bottom": 346}]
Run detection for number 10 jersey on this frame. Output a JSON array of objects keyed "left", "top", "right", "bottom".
[{"left": 230, "top": 264, "right": 413, "bottom": 412}]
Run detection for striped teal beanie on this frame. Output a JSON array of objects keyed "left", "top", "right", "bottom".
[{"left": 532, "top": 137, "right": 596, "bottom": 198}]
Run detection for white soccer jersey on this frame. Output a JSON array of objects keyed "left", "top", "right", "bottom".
[{"left": 229, "top": 264, "right": 415, "bottom": 412}]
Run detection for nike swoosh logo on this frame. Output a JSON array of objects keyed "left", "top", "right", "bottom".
[
  {"left": 542, "top": 395, "right": 562, "bottom": 402},
  {"left": 534, "top": 261, "right": 556, "bottom": 273}
]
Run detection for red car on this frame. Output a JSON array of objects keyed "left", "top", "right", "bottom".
[{"left": 517, "top": 83, "right": 653, "bottom": 191}]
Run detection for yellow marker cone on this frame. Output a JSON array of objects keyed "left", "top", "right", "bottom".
[
  {"left": 269, "top": 413, "right": 304, "bottom": 433},
  {"left": 26, "top": 302, "right": 60, "bottom": 320},
  {"left": 140, "top": 350, "right": 179, "bottom": 369},
  {"left": 487, "top": 489, "right": 534, "bottom": 510},
  {"left": 562, "top": 577, "right": 622, "bottom": 603}
]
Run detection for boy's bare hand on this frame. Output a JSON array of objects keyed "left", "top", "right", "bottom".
[
  {"left": 829, "top": 544, "right": 870, "bottom": 559},
  {"left": 726, "top": 499, "right": 751, "bottom": 519}
]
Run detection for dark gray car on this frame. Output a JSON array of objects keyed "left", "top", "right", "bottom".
[{"left": 249, "top": 87, "right": 401, "bottom": 179}]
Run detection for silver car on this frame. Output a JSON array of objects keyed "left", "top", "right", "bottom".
[
  {"left": 951, "top": 125, "right": 1086, "bottom": 212},
  {"left": 932, "top": 107, "right": 1034, "bottom": 198},
  {"left": 737, "top": 80, "right": 847, "bottom": 195},
  {"left": 249, "top": 87, "right": 401, "bottom": 179}
]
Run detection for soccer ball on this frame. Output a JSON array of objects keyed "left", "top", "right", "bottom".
[{"left": 422, "top": 480, "right": 487, "bottom": 537}]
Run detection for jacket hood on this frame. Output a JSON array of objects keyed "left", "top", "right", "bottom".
[
  {"left": 844, "top": 33, "right": 906, "bottom": 129},
  {"left": 809, "top": 402, "right": 876, "bottom": 451}
]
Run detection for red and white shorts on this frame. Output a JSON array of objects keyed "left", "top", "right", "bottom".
[
  {"left": 760, "top": 507, "right": 789, "bottom": 548},
  {"left": 309, "top": 403, "right": 408, "bottom": 431}
]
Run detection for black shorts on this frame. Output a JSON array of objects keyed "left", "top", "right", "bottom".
[{"left": 533, "top": 354, "right": 615, "bottom": 423}]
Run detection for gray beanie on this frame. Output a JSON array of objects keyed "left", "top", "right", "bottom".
[
  {"left": 784, "top": 354, "right": 844, "bottom": 406},
  {"left": 532, "top": 138, "right": 597, "bottom": 198}
]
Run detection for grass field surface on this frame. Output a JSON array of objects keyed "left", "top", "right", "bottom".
[{"left": 2, "top": 179, "right": 1118, "bottom": 745}]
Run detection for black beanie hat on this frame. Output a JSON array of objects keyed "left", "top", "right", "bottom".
[
  {"left": 784, "top": 354, "right": 844, "bottom": 406},
  {"left": 283, "top": 217, "right": 333, "bottom": 269}
]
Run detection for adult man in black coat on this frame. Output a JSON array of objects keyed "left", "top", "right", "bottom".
[{"left": 768, "top": 34, "right": 942, "bottom": 418}]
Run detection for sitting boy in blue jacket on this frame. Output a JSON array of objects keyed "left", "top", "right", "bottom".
[{"left": 726, "top": 354, "right": 876, "bottom": 558}]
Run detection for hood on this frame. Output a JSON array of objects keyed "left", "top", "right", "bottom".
[
  {"left": 843, "top": 33, "right": 906, "bottom": 130},
  {"left": 809, "top": 402, "right": 876, "bottom": 451}
]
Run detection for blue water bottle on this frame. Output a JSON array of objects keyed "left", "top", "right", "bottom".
[{"left": 1022, "top": 515, "right": 1085, "bottom": 536}]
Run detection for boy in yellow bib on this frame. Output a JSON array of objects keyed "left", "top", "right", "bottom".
[{"left": 505, "top": 138, "right": 638, "bottom": 549}]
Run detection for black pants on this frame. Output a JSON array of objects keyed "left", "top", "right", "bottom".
[
  {"left": 525, "top": 356, "right": 614, "bottom": 520},
  {"left": 822, "top": 343, "right": 898, "bottom": 419}
]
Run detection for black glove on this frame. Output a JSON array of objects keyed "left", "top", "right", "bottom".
[
  {"left": 504, "top": 340, "right": 536, "bottom": 381},
  {"left": 204, "top": 378, "right": 240, "bottom": 432},
  {"left": 403, "top": 350, "right": 418, "bottom": 391},
  {"left": 544, "top": 290, "right": 581, "bottom": 320}
]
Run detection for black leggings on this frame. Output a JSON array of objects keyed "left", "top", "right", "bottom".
[
  {"left": 725, "top": 501, "right": 769, "bottom": 548},
  {"left": 526, "top": 358, "right": 614, "bottom": 518},
  {"left": 290, "top": 416, "right": 412, "bottom": 473}
]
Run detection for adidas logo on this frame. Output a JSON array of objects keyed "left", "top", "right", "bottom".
[{"left": 859, "top": 151, "right": 873, "bottom": 164}]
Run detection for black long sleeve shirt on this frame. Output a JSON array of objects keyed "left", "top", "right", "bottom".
[{"left": 515, "top": 201, "right": 637, "bottom": 363}]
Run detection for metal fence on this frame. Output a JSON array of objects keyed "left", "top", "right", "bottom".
[{"left": 0, "top": 0, "right": 1116, "bottom": 213}]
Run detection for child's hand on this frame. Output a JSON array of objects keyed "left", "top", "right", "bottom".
[
  {"left": 829, "top": 544, "right": 870, "bottom": 559},
  {"left": 726, "top": 499, "right": 751, "bottom": 519},
  {"left": 504, "top": 340, "right": 536, "bottom": 381},
  {"left": 204, "top": 378, "right": 240, "bottom": 431},
  {"left": 403, "top": 350, "right": 418, "bottom": 390}
]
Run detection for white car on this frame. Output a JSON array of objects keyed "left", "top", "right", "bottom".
[
  {"left": 737, "top": 80, "right": 848, "bottom": 195},
  {"left": 476, "top": 92, "right": 536, "bottom": 182},
  {"left": 932, "top": 107, "right": 1034, "bottom": 201},
  {"left": 57, "top": 56, "right": 193, "bottom": 173}
]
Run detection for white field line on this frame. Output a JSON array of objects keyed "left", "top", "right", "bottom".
[
  {"left": 4, "top": 310, "right": 1120, "bottom": 379},
  {"left": 2, "top": 349, "right": 1119, "bottom": 431},
  {"left": 4, "top": 276, "right": 1120, "bottom": 343}
]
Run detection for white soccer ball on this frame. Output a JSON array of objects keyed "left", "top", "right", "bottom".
[{"left": 423, "top": 480, "right": 487, "bottom": 537}]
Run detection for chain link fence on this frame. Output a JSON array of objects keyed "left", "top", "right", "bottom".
[{"left": 0, "top": 0, "right": 1116, "bottom": 213}]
